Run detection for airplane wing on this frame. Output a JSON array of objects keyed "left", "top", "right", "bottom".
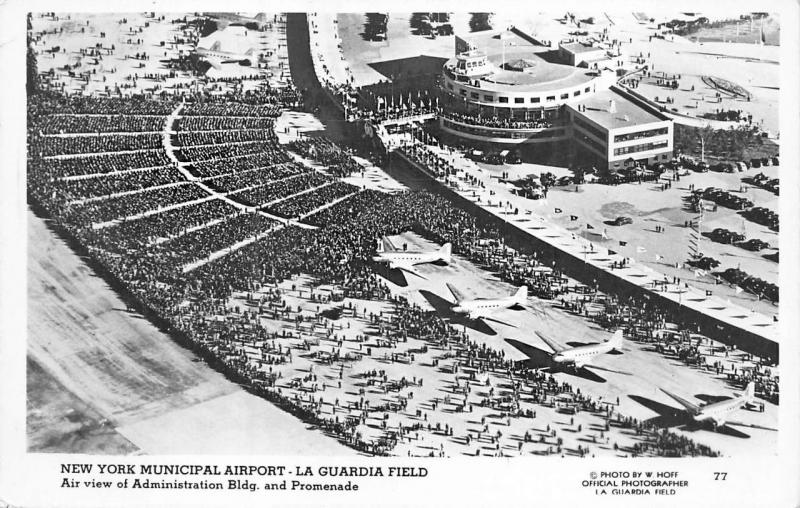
[
  {"left": 393, "top": 263, "right": 428, "bottom": 280},
  {"left": 725, "top": 420, "right": 778, "bottom": 432},
  {"left": 659, "top": 388, "right": 702, "bottom": 415},
  {"left": 535, "top": 331, "right": 566, "bottom": 354},
  {"left": 445, "top": 283, "right": 467, "bottom": 304},
  {"left": 583, "top": 364, "right": 633, "bottom": 376}
]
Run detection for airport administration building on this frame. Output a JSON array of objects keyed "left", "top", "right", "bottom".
[{"left": 438, "top": 29, "right": 673, "bottom": 170}]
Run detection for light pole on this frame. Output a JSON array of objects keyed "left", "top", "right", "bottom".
[{"left": 698, "top": 123, "right": 712, "bottom": 163}]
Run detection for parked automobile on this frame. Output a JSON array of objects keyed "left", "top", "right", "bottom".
[
  {"left": 484, "top": 152, "right": 504, "bottom": 165},
  {"left": 736, "top": 238, "right": 771, "bottom": 251},
  {"left": 708, "top": 228, "right": 745, "bottom": 244},
  {"left": 612, "top": 216, "right": 633, "bottom": 226},
  {"left": 690, "top": 256, "right": 721, "bottom": 270}
]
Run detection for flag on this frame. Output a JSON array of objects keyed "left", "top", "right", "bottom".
[
  {"left": 619, "top": 240, "right": 627, "bottom": 246},
  {"left": 636, "top": 246, "right": 647, "bottom": 253},
  {"left": 608, "top": 249, "right": 617, "bottom": 255},
  {"left": 655, "top": 254, "right": 663, "bottom": 261},
  {"left": 586, "top": 223, "right": 594, "bottom": 229},
  {"left": 554, "top": 207, "right": 562, "bottom": 214}
]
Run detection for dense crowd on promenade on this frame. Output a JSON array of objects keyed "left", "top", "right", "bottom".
[
  {"left": 288, "top": 136, "right": 361, "bottom": 177},
  {"left": 27, "top": 88, "right": 772, "bottom": 456},
  {"left": 234, "top": 172, "right": 331, "bottom": 208},
  {"left": 173, "top": 129, "right": 274, "bottom": 146},
  {"left": 32, "top": 133, "right": 164, "bottom": 157},
  {"left": 60, "top": 166, "right": 186, "bottom": 202},
  {"left": 266, "top": 181, "right": 359, "bottom": 218},
  {"left": 441, "top": 111, "right": 552, "bottom": 130},
  {"left": 189, "top": 150, "right": 293, "bottom": 179},
  {"left": 205, "top": 162, "right": 309, "bottom": 193},
  {"left": 38, "top": 115, "right": 166, "bottom": 134}
]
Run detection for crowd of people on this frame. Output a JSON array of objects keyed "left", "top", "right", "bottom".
[
  {"left": 189, "top": 150, "right": 293, "bottom": 179},
  {"left": 30, "top": 12, "right": 299, "bottom": 102},
  {"left": 27, "top": 80, "right": 775, "bottom": 456},
  {"left": 59, "top": 166, "right": 185, "bottom": 202},
  {"left": 32, "top": 133, "right": 164, "bottom": 157},
  {"left": 288, "top": 136, "right": 362, "bottom": 177},
  {"left": 64, "top": 183, "right": 209, "bottom": 226},
  {"left": 205, "top": 162, "right": 309, "bottom": 193},
  {"left": 441, "top": 111, "right": 552, "bottom": 130},
  {"left": 176, "top": 116, "right": 278, "bottom": 132},
  {"left": 266, "top": 181, "right": 359, "bottom": 219},
  {"left": 173, "top": 129, "right": 274, "bottom": 146},
  {"left": 37, "top": 114, "right": 165, "bottom": 134},
  {"left": 234, "top": 172, "right": 331, "bottom": 208},
  {"left": 91, "top": 199, "right": 239, "bottom": 253},
  {"left": 33, "top": 151, "right": 173, "bottom": 180}
]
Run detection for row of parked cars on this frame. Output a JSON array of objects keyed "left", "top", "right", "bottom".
[
  {"left": 706, "top": 228, "right": 772, "bottom": 251},
  {"left": 744, "top": 172, "right": 780, "bottom": 195},
  {"left": 682, "top": 155, "right": 778, "bottom": 174},
  {"left": 717, "top": 268, "right": 778, "bottom": 303},
  {"left": 741, "top": 206, "right": 779, "bottom": 232},
  {"left": 697, "top": 187, "right": 753, "bottom": 210}
]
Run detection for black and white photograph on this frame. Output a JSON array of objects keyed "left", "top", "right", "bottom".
[{"left": 1, "top": 2, "right": 798, "bottom": 507}]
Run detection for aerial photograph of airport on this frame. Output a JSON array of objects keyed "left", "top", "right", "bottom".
[{"left": 26, "top": 11, "right": 780, "bottom": 458}]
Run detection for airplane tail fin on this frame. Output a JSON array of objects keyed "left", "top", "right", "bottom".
[
  {"left": 439, "top": 243, "right": 452, "bottom": 263},
  {"left": 743, "top": 381, "right": 755, "bottom": 402},
  {"left": 606, "top": 329, "right": 624, "bottom": 350},
  {"left": 514, "top": 285, "right": 528, "bottom": 304}
]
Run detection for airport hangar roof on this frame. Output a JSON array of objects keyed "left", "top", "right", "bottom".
[{"left": 571, "top": 88, "right": 669, "bottom": 130}]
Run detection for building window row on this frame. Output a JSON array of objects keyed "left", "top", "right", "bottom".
[
  {"left": 576, "top": 132, "right": 606, "bottom": 154},
  {"left": 613, "top": 127, "right": 669, "bottom": 143},
  {"left": 573, "top": 116, "right": 607, "bottom": 142},
  {"left": 613, "top": 140, "right": 670, "bottom": 156},
  {"left": 445, "top": 77, "right": 595, "bottom": 106}
]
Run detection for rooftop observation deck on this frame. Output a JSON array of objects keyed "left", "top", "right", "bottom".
[{"left": 444, "top": 30, "right": 598, "bottom": 93}]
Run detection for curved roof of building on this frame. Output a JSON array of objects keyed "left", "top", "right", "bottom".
[{"left": 446, "top": 30, "right": 598, "bottom": 93}]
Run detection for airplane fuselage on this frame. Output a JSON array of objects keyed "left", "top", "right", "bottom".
[
  {"left": 452, "top": 297, "right": 517, "bottom": 318},
  {"left": 694, "top": 399, "right": 748, "bottom": 426},
  {"left": 552, "top": 342, "right": 614, "bottom": 367},
  {"left": 374, "top": 252, "right": 441, "bottom": 268}
]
